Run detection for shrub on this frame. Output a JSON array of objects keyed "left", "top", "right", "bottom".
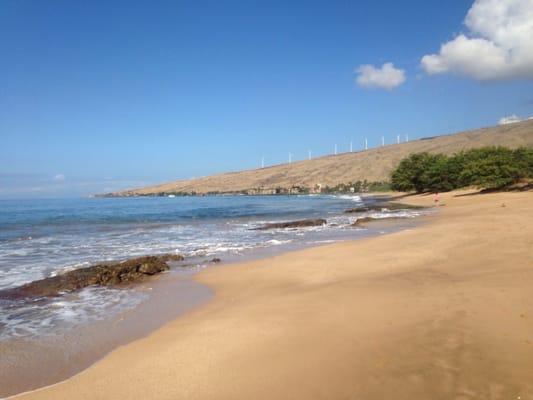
[
  {"left": 513, "top": 147, "right": 533, "bottom": 177},
  {"left": 390, "top": 153, "right": 443, "bottom": 192},
  {"left": 459, "top": 147, "right": 522, "bottom": 189},
  {"left": 391, "top": 146, "right": 533, "bottom": 192}
]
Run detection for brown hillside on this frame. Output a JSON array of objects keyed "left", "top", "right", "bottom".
[{"left": 110, "top": 120, "right": 533, "bottom": 196}]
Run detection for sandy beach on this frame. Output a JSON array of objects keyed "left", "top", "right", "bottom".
[{"left": 11, "top": 189, "right": 533, "bottom": 400}]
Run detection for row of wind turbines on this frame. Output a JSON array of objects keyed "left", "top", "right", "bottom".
[{"left": 260, "top": 133, "right": 410, "bottom": 168}]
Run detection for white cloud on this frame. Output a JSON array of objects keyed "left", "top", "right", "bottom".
[
  {"left": 499, "top": 114, "right": 523, "bottom": 124},
  {"left": 355, "top": 62, "right": 406, "bottom": 90},
  {"left": 421, "top": 0, "right": 533, "bottom": 80},
  {"left": 499, "top": 114, "right": 533, "bottom": 124},
  {"left": 53, "top": 174, "right": 66, "bottom": 182}
]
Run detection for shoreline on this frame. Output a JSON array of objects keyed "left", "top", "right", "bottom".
[
  {"left": 10, "top": 189, "right": 533, "bottom": 399},
  {"left": 1, "top": 194, "right": 426, "bottom": 398},
  {"left": 0, "top": 268, "right": 213, "bottom": 398}
]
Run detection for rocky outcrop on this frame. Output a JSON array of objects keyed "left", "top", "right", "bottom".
[
  {"left": 158, "top": 254, "right": 185, "bottom": 262},
  {"left": 384, "top": 202, "right": 425, "bottom": 210},
  {"left": 252, "top": 218, "right": 327, "bottom": 230},
  {"left": 0, "top": 254, "right": 183, "bottom": 299},
  {"left": 344, "top": 206, "right": 372, "bottom": 213},
  {"left": 351, "top": 217, "right": 377, "bottom": 226},
  {"left": 345, "top": 202, "right": 424, "bottom": 213}
]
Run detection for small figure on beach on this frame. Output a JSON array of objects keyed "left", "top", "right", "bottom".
[{"left": 434, "top": 192, "right": 439, "bottom": 207}]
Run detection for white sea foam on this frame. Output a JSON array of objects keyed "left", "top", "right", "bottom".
[
  {"left": 0, "top": 287, "right": 147, "bottom": 340},
  {"left": 265, "top": 239, "right": 292, "bottom": 246},
  {"left": 335, "top": 195, "right": 363, "bottom": 202}
]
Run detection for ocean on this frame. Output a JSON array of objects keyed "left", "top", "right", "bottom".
[{"left": 0, "top": 194, "right": 426, "bottom": 340}]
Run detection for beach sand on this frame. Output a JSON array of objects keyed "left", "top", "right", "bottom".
[{"left": 11, "top": 190, "right": 533, "bottom": 400}]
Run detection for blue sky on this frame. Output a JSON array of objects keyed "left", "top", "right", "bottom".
[{"left": 1, "top": 0, "right": 532, "bottom": 198}]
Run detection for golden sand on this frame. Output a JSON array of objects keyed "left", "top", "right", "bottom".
[{"left": 12, "top": 190, "right": 533, "bottom": 399}]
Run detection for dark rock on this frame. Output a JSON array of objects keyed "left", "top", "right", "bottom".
[
  {"left": 344, "top": 207, "right": 371, "bottom": 213},
  {"left": 210, "top": 258, "right": 222, "bottom": 263},
  {"left": 252, "top": 218, "right": 327, "bottom": 230},
  {"left": 345, "top": 202, "right": 425, "bottom": 213},
  {"left": 1, "top": 255, "right": 172, "bottom": 299},
  {"left": 159, "top": 253, "right": 185, "bottom": 262},
  {"left": 351, "top": 217, "right": 377, "bottom": 227}
]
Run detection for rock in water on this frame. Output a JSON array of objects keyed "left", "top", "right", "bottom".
[
  {"left": 344, "top": 207, "right": 371, "bottom": 213},
  {"left": 158, "top": 253, "right": 185, "bottom": 262},
  {"left": 351, "top": 217, "right": 377, "bottom": 226},
  {"left": 252, "top": 218, "right": 327, "bottom": 230},
  {"left": 1, "top": 255, "right": 173, "bottom": 299}
]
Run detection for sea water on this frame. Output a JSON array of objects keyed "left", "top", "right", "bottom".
[{"left": 0, "top": 194, "right": 424, "bottom": 341}]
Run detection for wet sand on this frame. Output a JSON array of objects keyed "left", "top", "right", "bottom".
[
  {"left": 11, "top": 190, "right": 533, "bottom": 399},
  {"left": 1, "top": 269, "right": 212, "bottom": 397}
]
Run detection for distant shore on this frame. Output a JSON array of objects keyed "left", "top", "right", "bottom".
[
  {"left": 104, "top": 119, "right": 533, "bottom": 197},
  {"left": 12, "top": 189, "right": 533, "bottom": 399}
]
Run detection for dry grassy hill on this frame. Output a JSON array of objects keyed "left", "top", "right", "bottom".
[{"left": 109, "top": 120, "right": 533, "bottom": 196}]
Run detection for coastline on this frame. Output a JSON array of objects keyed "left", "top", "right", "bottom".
[
  {"left": 0, "top": 193, "right": 425, "bottom": 398},
  {"left": 0, "top": 268, "right": 213, "bottom": 398},
  {"left": 10, "top": 189, "right": 533, "bottom": 399}
]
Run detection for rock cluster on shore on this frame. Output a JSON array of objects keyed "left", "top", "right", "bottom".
[
  {"left": 0, "top": 254, "right": 184, "bottom": 299},
  {"left": 345, "top": 202, "right": 424, "bottom": 213},
  {"left": 252, "top": 218, "right": 327, "bottom": 230},
  {"left": 346, "top": 201, "right": 425, "bottom": 227}
]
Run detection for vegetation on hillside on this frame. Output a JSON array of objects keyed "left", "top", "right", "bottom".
[{"left": 391, "top": 146, "right": 533, "bottom": 193}]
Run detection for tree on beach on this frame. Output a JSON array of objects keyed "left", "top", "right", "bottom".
[
  {"left": 390, "top": 152, "right": 442, "bottom": 192},
  {"left": 391, "top": 146, "right": 533, "bottom": 192},
  {"left": 458, "top": 147, "right": 522, "bottom": 190}
]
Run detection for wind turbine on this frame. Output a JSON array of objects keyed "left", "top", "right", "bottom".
[
  {"left": 382, "top": 136, "right": 385, "bottom": 146},
  {"left": 261, "top": 156, "right": 264, "bottom": 168},
  {"left": 397, "top": 135, "right": 400, "bottom": 144},
  {"left": 289, "top": 153, "right": 292, "bottom": 164},
  {"left": 405, "top": 133, "right": 409, "bottom": 142},
  {"left": 350, "top": 140, "right": 353, "bottom": 152},
  {"left": 308, "top": 150, "right": 312, "bottom": 160},
  {"left": 334, "top": 144, "right": 337, "bottom": 155},
  {"left": 364, "top": 138, "right": 368, "bottom": 150}
]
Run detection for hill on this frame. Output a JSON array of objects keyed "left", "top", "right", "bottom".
[{"left": 107, "top": 120, "right": 533, "bottom": 196}]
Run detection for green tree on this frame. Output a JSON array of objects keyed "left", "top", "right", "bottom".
[
  {"left": 390, "top": 146, "right": 533, "bottom": 193},
  {"left": 391, "top": 152, "right": 442, "bottom": 192},
  {"left": 459, "top": 147, "right": 521, "bottom": 189},
  {"left": 513, "top": 147, "right": 533, "bottom": 178}
]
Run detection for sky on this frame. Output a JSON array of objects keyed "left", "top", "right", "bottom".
[{"left": 1, "top": 0, "right": 532, "bottom": 198}]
